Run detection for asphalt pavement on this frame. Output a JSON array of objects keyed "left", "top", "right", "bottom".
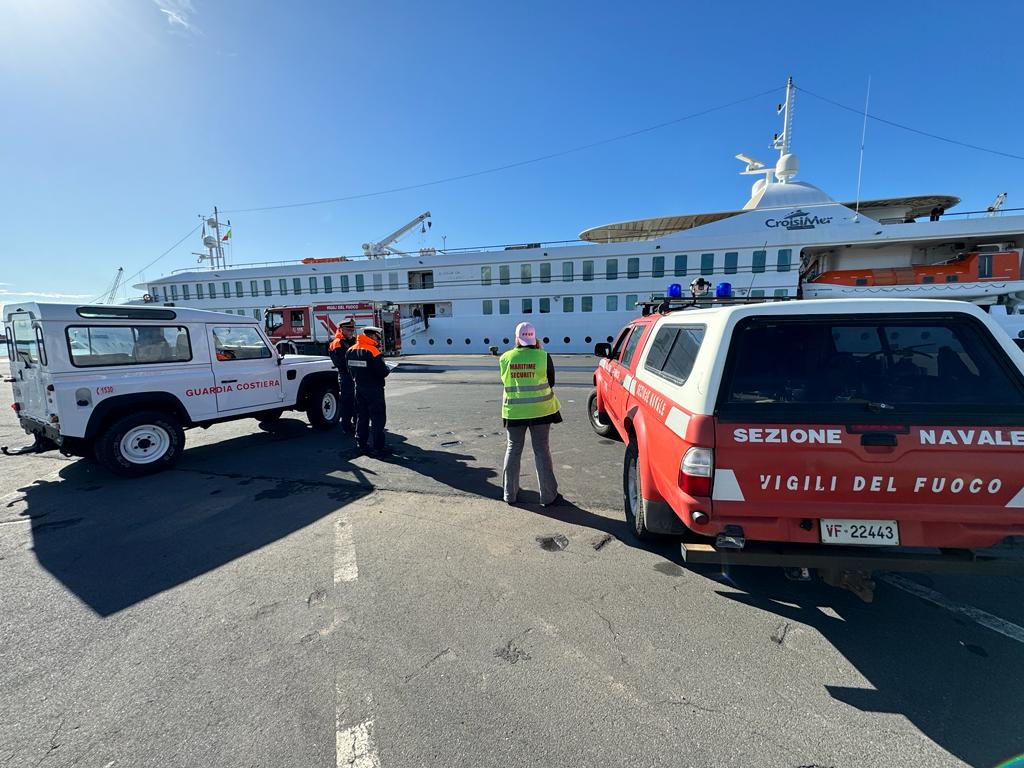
[{"left": 1, "top": 354, "right": 1023, "bottom": 768}]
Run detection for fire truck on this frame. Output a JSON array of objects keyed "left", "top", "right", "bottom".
[{"left": 264, "top": 302, "right": 402, "bottom": 356}]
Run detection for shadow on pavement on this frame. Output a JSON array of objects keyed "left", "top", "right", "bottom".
[{"left": 698, "top": 565, "right": 1024, "bottom": 768}]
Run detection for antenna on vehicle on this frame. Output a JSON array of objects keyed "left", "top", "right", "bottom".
[{"left": 853, "top": 76, "right": 872, "bottom": 222}]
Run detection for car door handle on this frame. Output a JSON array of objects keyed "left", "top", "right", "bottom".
[
  {"left": 860, "top": 432, "right": 897, "bottom": 447},
  {"left": 220, "top": 379, "right": 238, "bottom": 384}
]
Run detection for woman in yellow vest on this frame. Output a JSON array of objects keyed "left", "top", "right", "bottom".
[{"left": 498, "top": 322, "right": 563, "bottom": 506}]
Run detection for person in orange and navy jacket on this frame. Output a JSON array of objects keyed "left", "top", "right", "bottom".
[
  {"left": 346, "top": 325, "right": 391, "bottom": 454},
  {"left": 328, "top": 318, "right": 357, "bottom": 434}
]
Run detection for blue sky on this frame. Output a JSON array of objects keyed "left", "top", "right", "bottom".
[{"left": 2, "top": 0, "right": 1024, "bottom": 303}]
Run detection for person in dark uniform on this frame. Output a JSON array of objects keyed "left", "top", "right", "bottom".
[
  {"left": 328, "top": 317, "right": 357, "bottom": 434},
  {"left": 346, "top": 325, "right": 390, "bottom": 454}
]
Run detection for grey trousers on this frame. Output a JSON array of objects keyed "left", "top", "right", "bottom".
[{"left": 503, "top": 423, "right": 559, "bottom": 505}]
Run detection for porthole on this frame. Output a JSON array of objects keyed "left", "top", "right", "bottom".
[
  {"left": 606, "top": 336, "right": 613, "bottom": 343},
  {"left": 503, "top": 337, "right": 510, "bottom": 344},
  {"left": 411, "top": 339, "right": 417, "bottom": 346},
  {"left": 446, "top": 338, "right": 453, "bottom": 345},
  {"left": 542, "top": 337, "right": 550, "bottom": 344},
  {"left": 428, "top": 339, "right": 435, "bottom": 345},
  {"left": 484, "top": 337, "right": 490, "bottom": 344},
  {"left": 563, "top": 336, "right": 571, "bottom": 344},
  {"left": 585, "top": 336, "right": 592, "bottom": 343},
  {"left": 464, "top": 338, "right": 471, "bottom": 345}
]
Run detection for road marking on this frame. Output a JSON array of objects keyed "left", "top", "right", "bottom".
[
  {"left": 882, "top": 574, "right": 1024, "bottom": 645},
  {"left": 334, "top": 517, "right": 358, "bottom": 584},
  {"left": 336, "top": 716, "right": 380, "bottom": 768}
]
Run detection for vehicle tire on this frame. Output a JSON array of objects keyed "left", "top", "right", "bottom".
[
  {"left": 306, "top": 382, "right": 341, "bottom": 430},
  {"left": 587, "top": 390, "right": 617, "bottom": 439},
  {"left": 623, "top": 440, "right": 655, "bottom": 541},
  {"left": 94, "top": 410, "right": 184, "bottom": 477}
]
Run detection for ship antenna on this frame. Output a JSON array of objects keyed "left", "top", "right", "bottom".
[
  {"left": 853, "top": 76, "right": 872, "bottom": 222},
  {"left": 772, "top": 77, "right": 794, "bottom": 159}
]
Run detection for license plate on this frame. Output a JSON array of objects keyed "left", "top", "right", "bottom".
[{"left": 820, "top": 519, "right": 900, "bottom": 546}]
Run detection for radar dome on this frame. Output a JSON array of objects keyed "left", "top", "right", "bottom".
[{"left": 775, "top": 153, "right": 799, "bottom": 182}]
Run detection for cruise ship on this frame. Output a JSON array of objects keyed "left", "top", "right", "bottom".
[{"left": 136, "top": 79, "right": 1024, "bottom": 353}]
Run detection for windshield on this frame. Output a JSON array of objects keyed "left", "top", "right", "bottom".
[{"left": 265, "top": 310, "right": 284, "bottom": 331}]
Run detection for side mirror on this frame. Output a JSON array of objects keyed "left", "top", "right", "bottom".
[
  {"left": 594, "top": 342, "right": 612, "bottom": 359},
  {"left": 488, "top": 345, "right": 499, "bottom": 357}
]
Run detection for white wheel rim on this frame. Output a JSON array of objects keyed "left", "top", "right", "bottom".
[
  {"left": 321, "top": 392, "right": 338, "bottom": 420},
  {"left": 120, "top": 424, "right": 171, "bottom": 464}
]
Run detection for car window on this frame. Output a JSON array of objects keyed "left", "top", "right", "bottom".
[
  {"left": 645, "top": 326, "right": 704, "bottom": 383},
  {"left": 619, "top": 326, "right": 644, "bottom": 369},
  {"left": 610, "top": 326, "right": 632, "bottom": 359},
  {"left": 212, "top": 326, "right": 272, "bottom": 361},
  {"left": 12, "top": 314, "right": 39, "bottom": 364},
  {"left": 66, "top": 325, "right": 191, "bottom": 367},
  {"left": 719, "top": 315, "right": 1024, "bottom": 419}
]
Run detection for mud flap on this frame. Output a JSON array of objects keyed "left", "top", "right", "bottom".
[{"left": 643, "top": 499, "right": 688, "bottom": 535}]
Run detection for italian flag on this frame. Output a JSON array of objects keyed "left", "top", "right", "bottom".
[{"left": 221, "top": 229, "right": 232, "bottom": 241}]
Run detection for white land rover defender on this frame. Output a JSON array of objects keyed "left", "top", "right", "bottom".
[{"left": 3, "top": 303, "right": 342, "bottom": 476}]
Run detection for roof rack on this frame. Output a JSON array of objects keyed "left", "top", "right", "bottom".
[{"left": 637, "top": 295, "right": 795, "bottom": 316}]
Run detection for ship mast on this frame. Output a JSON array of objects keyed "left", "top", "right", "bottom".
[{"left": 194, "top": 206, "right": 229, "bottom": 270}]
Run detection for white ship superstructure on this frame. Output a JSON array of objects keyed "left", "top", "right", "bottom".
[{"left": 135, "top": 79, "right": 1024, "bottom": 352}]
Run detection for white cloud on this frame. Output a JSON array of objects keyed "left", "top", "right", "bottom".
[
  {"left": 154, "top": 0, "right": 199, "bottom": 34},
  {"left": 0, "top": 289, "right": 95, "bottom": 304}
]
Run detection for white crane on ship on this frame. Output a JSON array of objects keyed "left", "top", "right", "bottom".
[
  {"left": 361, "top": 211, "right": 432, "bottom": 258},
  {"left": 100, "top": 267, "right": 124, "bottom": 304}
]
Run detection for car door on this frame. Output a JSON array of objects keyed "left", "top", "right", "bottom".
[
  {"left": 606, "top": 324, "right": 645, "bottom": 423},
  {"left": 207, "top": 324, "right": 285, "bottom": 413}
]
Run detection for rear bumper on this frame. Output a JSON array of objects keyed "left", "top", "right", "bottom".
[{"left": 19, "top": 415, "right": 61, "bottom": 444}]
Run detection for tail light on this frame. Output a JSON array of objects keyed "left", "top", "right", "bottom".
[
  {"left": 679, "top": 446, "right": 713, "bottom": 497},
  {"left": 12, "top": 403, "right": 20, "bottom": 413}
]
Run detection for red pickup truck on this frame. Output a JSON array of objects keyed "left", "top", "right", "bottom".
[{"left": 590, "top": 298, "right": 1024, "bottom": 598}]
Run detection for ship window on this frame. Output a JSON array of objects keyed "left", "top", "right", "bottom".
[
  {"left": 251, "top": 280, "right": 259, "bottom": 297},
  {"left": 323, "top": 276, "right": 332, "bottom": 294},
  {"left": 278, "top": 279, "right": 287, "bottom": 296},
  {"left": 724, "top": 252, "right": 738, "bottom": 275},
  {"left": 522, "top": 298, "right": 533, "bottom": 314},
  {"left": 652, "top": 255, "right": 665, "bottom": 279},
  {"left": 774, "top": 288, "right": 788, "bottom": 297},
  {"left": 946, "top": 274, "right": 959, "bottom": 283},
  {"left": 627, "top": 257, "right": 640, "bottom": 279},
  {"left": 236, "top": 281, "right": 244, "bottom": 297},
  {"left": 222, "top": 282, "right": 231, "bottom": 298},
  {"left": 582, "top": 260, "right": 594, "bottom": 281},
  {"left": 149, "top": 285, "right": 159, "bottom": 297},
  {"left": 180, "top": 284, "right": 189, "bottom": 301},
  {"left": 674, "top": 254, "right": 687, "bottom": 277},
  {"left": 340, "top": 275, "right": 350, "bottom": 292},
  {"left": 582, "top": 296, "right": 593, "bottom": 312},
  {"left": 389, "top": 272, "right": 399, "bottom": 290},
  {"left": 539, "top": 298, "right": 551, "bottom": 313},
  {"left": 355, "top": 274, "right": 365, "bottom": 292},
  {"left": 922, "top": 275, "right": 935, "bottom": 284},
  {"left": 161, "top": 286, "right": 168, "bottom": 301},
  {"left": 208, "top": 282, "right": 217, "bottom": 298},
  {"left": 563, "top": 296, "right": 574, "bottom": 312},
  {"left": 979, "top": 254, "right": 993, "bottom": 278},
  {"left": 483, "top": 300, "right": 493, "bottom": 315},
  {"left": 196, "top": 283, "right": 204, "bottom": 299},
  {"left": 408, "top": 270, "right": 433, "bottom": 289},
  {"left": 777, "top": 249, "right": 792, "bottom": 272},
  {"left": 606, "top": 259, "right": 618, "bottom": 281},
  {"left": 626, "top": 293, "right": 638, "bottom": 310},
  {"left": 499, "top": 265, "right": 510, "bottom": 285},
  {"left": 499, "top": 299, "right": 510, "bottom": 315},
  {"left": 309, "top": 276, "right": 318, "bottom": 293},
  {"left": 293, "top": 278, "right": 302, "bottom": 295},
  {"left": 481, "top": 266, "right": 492, "bottom": 286},
  {"left": 540, "top": 263, "right": 551, "bottom": 283},
  {"left": 753, "top": 250, "right": 767, "bottom": 273},
  {"left": 264, "top": 279, "right": 273, "bottom": 296},
  {"left": 701, "top": 253, "right": 714, "bottom": 275},
  {"left": 562, "top": 262, "right": 574, "bottom": 282},
  {"left": 751, "top": 289, "right": 765, "bottom": 297},
  {"left": 564, "top": 337, "right": 571, "bottom": 344},
  {"left": 170, "top": 285, "right": 179, "bottom": 301},
  {"left": 521, "top": 264, "right": 532, "bottom": 284},
  {"left": 607, "top": 295, "right": 618, "bottom": 312},
  {"left": 253, "top": 309, "right": 261, "bottom": 320},
  {"left": 373, "top": 273, "right": 383, "bottom": 291}
]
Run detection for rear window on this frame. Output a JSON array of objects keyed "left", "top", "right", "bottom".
[
  {"left": 67, "top": 325, "right": 192, "bottom": 367},
  {"left": 645, "top": 325, "right": 705, "bottom": 384},
  {"left": 717, "top": 314, "right": 1024, "bottom": 422},
  {"left": 11, "top": 314, "right": 40, "bottom": 364}
]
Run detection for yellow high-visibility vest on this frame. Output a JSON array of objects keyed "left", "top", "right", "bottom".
[{"left": 499, "top": 347, "right": 560, "bottom": 420}]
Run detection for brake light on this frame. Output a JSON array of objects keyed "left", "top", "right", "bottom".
[
  {"left": 679, "top": 446, "right": 713, "bottom": 497},
  {"left": 12, "top": 403, "right": 20, "bottom": 413}
]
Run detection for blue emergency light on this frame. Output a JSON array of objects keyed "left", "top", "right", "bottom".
[
  {"left": 667, "top": 283, "right": 683, "bottom": 298},
  {"left": 715, "top": 282, "right": 733, "bottom": 299}
]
